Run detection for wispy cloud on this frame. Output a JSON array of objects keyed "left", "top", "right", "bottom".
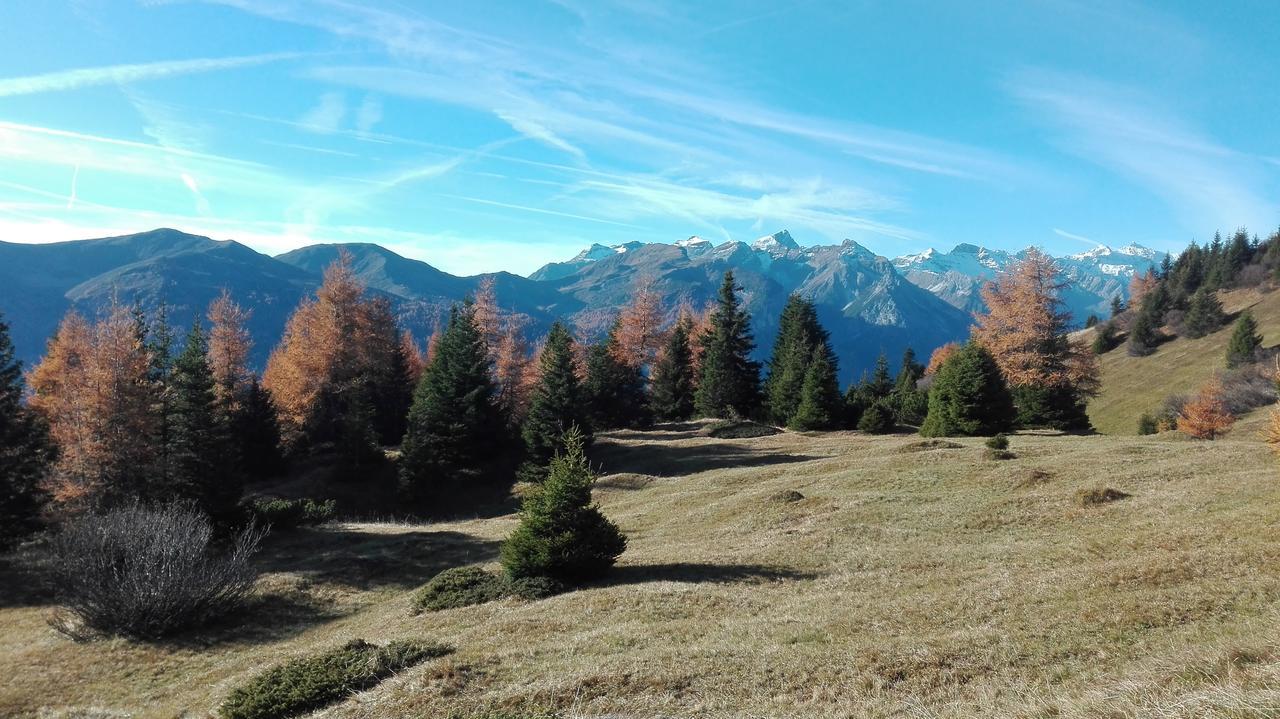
[
  {"left": 1053, "top": 228, "right": 1104, "bottom": 248},
  {"left": 355, "top": 95, "right": 383, "bottom": 134},
  {"left": 1010, "top": 69, "right": 1276, "bottom": 233},
  {"left": 0, "top": 52, "right": 300, "bottom": 97},
  {"left": 299, "top": 91, "right": 347, "bottom": 133}
]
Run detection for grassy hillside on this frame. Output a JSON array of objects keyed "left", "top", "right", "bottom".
[
  {"left": 1087, "top": 286, "right": 1280, "bottom": 435},
  {"left": 4, "top": 424, "right": 1280, "bottom": 718}
]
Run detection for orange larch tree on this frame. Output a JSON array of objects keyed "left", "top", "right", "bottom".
[
  {"left": 1129, "top": 268, "right": 1158, "bottom": 311},
  {"left": 972, "top": 247, "right": 1100, "bottom": 428},
  {"left": 206, "top": 289, "right": 252, "bottom": 408},
  {"left": 925, "top": 342, "right": 959, "bottom": 376},
  {"left": 400, "top": 329, "right": 426, "bottom": 386},
  {"left": 612, "top": 283, "right": 666, "bottom": 370},
  {"left": 1178, "top": 378, "right": 1234, "bottom": 439},
  {"left": 28, "top": 304, "right": 158, "bottom": 504}
]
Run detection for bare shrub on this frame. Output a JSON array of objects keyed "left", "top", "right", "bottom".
[
  {"left": 1217, "top": 365, "right": 1277, "bottom": 416},
  {"left": 47, "top": 501, "right": 264, "bottom": 639}
]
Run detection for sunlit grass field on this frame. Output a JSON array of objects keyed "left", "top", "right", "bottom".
[{"left": 3, "top": 422, "right": 1280, "bottom": 718}]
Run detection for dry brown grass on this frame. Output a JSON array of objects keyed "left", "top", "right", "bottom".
[{"left": 3, "top": 423, "right": 1280, "bottom": 718}]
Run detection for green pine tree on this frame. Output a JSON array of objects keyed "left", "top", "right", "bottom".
[
  {"left": 649, "top": 318, "right": 695, "bottom": 421},
  {"left": 1091, "top": 321, "right": 1120, "bottom": 354},
  {"left": 888, "top": 347, "right": 927, "bottom": 425},
  {"left": 920, "top": 342, "right": 1016, "bottom": 437},
  {"left": 583, "top": 327, "right": 651, "bottom": 430},
  {"left": 1126, "top": 308, "right": 1160, "bottom": 356},
  {"left": 400, "top": 304, "right": 501, "bottom": 495},
  {"left": 501, "top": 426, "right": 626, "bottom": 583},
  {"left": 167, "top": 321, "right": 239, "bottom": 521},
  {"left": 694, "top": 271, "right": 761, "bottom": 418},
  {"left": 234, "top": 377, "right": 286, "bottom": 481},
  {"left": 521, "top": 322, "right": 591, "bottom": 479},
  {"left": 0, "top": 312, "right": 55, "bottom": 549},
  {"left": 1182, "top": 288, "right": 1226, "bottom": 339},
  {"left": 857, "top": 400, "right": 896, "bottom": 434},
  {"left": 1226, "top": 310, "right": 1263, "bottom": 368},
  {"left": 790, "top": 345, "right": 842, "bottom": 430},
  {"left": 764, "top": 295, "right": 816, "bottom": 424},
  {"left": 867, "top": 352, "right": 893, "bottom": 400}
]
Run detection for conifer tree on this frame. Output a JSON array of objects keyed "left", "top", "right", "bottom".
[
  {"left": 1110, "top": 296, "right": 1125, "bottom": 319},
  {"left": 501, "top": 427, "right": 626, "bottom": 583},
  {"left": 521, "top": 322, "right": 590, "bottom": 479},
  {"left": 0, "top": 312, "right": 55, "bottom": 548},
  {"left": 235, "top": 377, "right": 285, "bottom": 480},
  {"left": 920, "top": 342, "right": 1015, "bottom": 437},
  {"left": 1127, "top": 308, "right": 1160, "bottom": 356},
  {"left": 694, "top": 271, "right": 761, "bottom": 418},
  {"left": 889, "top": 347, "right": 928, "bottom": 425},
  {"left": 1226, "top": 310, "right": 1262, "bottom": 368},
  {"left": 1182, "top": 288, "right": 1226, "bottom": 338},
  {"left": 764, "top": 295, "right": 811, "bottom": 424},
  {"left": 167, "top": 321, "right": 238, "bottom": 520},
  {"left": 843, "top": 373, "right": 873, "bottom": 428},
  {"left": 857, "top": 400, "right": 896, "bottom": 434},
  {"left": 867, "top": 353, "right": 894, "bottom": 400},
  {"left": 400, "top": 304, "right": 500, "bottom": 495},
  {"left": 790, "top": 345, "right": 842, "bottom": 430},
  {"left": 583, "top": 326, "right": 651, "bottom": 430},
  {"left": 649, "top": 317, "right": 695, "bottom": 421},
  {"left": 361, "top": 297, "right": 415, "bottom": 445},
  {"left": 1091, "top": 321, "right": 1120, "bottom": 354}
]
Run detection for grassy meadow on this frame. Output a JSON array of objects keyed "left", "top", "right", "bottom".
[{"left": 4, "top": 422, "right": 1280, "bottom": 718}]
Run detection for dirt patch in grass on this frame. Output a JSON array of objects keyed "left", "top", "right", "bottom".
[
  {"left": 1015, "top": 468, "right": 1056, "bottom": 488},
  {"left": 770, "top": 490, "right": 805, "bottom": 504},
  {"left": 1076, "top": 487, "right": 1132, "bottom": 506}
]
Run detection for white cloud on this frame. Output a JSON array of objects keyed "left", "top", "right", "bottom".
[
  {"left": 299, "top": 92, "right": 347, "bottom": 134},
  {"left": 355, "top": 95, "right": 383, "bottom": 134},
  {"left": 0, "top": 52, "right": 299, "bottom": 97},
  {"left": 1053, "top": 228, "right": 1104, "bottom": 248}
]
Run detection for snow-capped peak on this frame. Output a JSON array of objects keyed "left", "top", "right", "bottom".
[
  {"left": 1117, "top": 243, "right": 1159, "bottom": 260},
  {"left": 895, "top": 248, "right": 939, "bottom": 265},
  {"left": 751, "top": 229, "right": 800, "bottom": 254},
  {"left": 571, "top": 243, "right": 615, "bottom": 263}
]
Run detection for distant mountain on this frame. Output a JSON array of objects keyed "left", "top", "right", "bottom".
[
  {"left": 533, "top": 231, "right": 973, "bottom": 381},
  {"left": 2, "top": 227, "right": 1161, "bottom": 382},
  {"left": 892, "top": 242, "right": 1164, "bottom": 323},
  {"left": 0, "top": 230, "right": 577, "bottom": 368},
  {"left": 0, "top": 229, "right": 314, "bottom": 367}
]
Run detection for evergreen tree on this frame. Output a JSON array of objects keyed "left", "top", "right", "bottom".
[
  {"left": 501, "top": 427, "right": 626, "bottom": 583},
  {"left": 1182, "top": 288, "right": 1226, "bottom": 338},
  {"left": 694, "top": 271, "right": 761, "bottom": 418},
  {"left": 843, "top": 374, "right": 872, "bottom": 428},
  {"left": 920, "top": 342, "right": 1015, "bottom": 437},
  {"left": 400, "top": 304, "right": 501, "bottom": 495},
  {"left": 1127, "top": 309, "right": 1160, "bottom": 356},
  {"left": 790, "top": 345, "right": 842, "bottom": 430},
  {"left": 1110, "top": 296, "right": 1125, "bottom": 319},
  {"left": 1226, "top": 310, "right": 1262, "bottom": 368},
  {"left": 1085, "top": 314, "right": 1099, "bottom": 328},
  {"left": 857, "top": 400, "right": 896, "bottom": 434},
  {"left": 866, "top": 353, "right": 894, "bottom": 400},
  {"left": 583, "top": 327, "right": 651, "bottom": 430},
  {"left": 363, "top": 297, "right": 414, "bottom": 445},
  {"left": 234, "top": 377, "right": 285, "bottom": 480},
  {"left": 889, "top": 347, "right": 927, "bottom": 425},
  {"left": 0, "top": 312, "right": 55, "bottom": 548},
  {"left": 521, "top": 322, "right": 590, "bottom": 479},
  {"left": 1091, "top": 321, "right": 1120, "bottom": 354},
  {"left": 166, "top": 321, "right": 238, "bottom": 520},
  {"left": 1011, "top": 384, "right": 1090, "bottom": 431},
  {"left": 649, "top": 318, "right": 695, "bottom": 421},
  {"left": 764, "top": 296, "right": 814, "bottom": 424}
]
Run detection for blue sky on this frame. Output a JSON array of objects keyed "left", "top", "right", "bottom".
[{"left": 0, "top": 1, "right": 1277, "bottom": 276}]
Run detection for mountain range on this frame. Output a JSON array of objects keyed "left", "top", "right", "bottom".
[{"left": 0, "top": 228, "right": 1162, "bottom": 383}]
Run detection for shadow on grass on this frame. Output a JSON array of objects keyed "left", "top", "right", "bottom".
[
  {"left": 255, "top": 526, "right": 502, "bottom": 593},
  {"left": 599, "top": 562, "right": 819, "bottom": 586},
  {"left": 148, "top": 590, "right": 342, "bottom": 649},
  {"left": 592, "top": 441, "right": 821, "bottom": 477},
  {"left": 605, "top": 422, "right": 708, "bottom": 442},
  {"left": 0, "top": 547, "right": 51, "bottom": 608}
]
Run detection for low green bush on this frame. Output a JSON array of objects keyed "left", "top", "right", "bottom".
[
  {"left": 411, "top": 567, "right": 565, "bottom": 614},
  {"left": 246, "top": 498, "right": 336, "bottom": 531},
  {"left": 219, "top": 638, "right": 451, "bottom": 719},
  {"left": 985, "top": 433, "right": 1010, "bottom": 450}
]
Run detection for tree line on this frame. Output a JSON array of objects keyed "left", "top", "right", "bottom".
[{"left": 2, "top": 247, "right": 1107, "bottom": 548}]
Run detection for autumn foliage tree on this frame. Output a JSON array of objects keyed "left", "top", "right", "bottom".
[
  {"left": 1177, "top": 378, "right": 1234, "bottom": 439},
  {"left": 612, "top": 283, "right": 666, "bottom": 371},
  {"left": 263, "top": 253, "right": 410, "bottom": 462},
  {"left": 925, "top": 342, "right": 959, "bottom": 376},
  {"left": 29, "top": 304, "right": 159, "bottom": 505},
  {"left": 972, "top": 248, "right": 1099, "bottom": 430}
]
